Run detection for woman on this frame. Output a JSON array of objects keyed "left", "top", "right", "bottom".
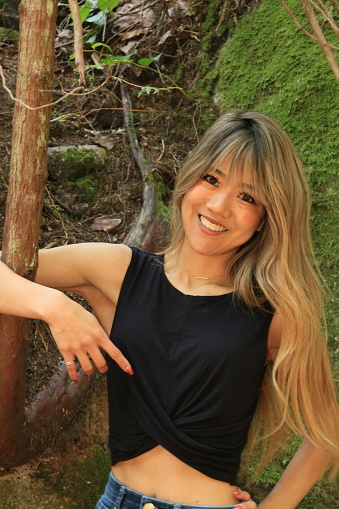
[{"left": 0, "top": 110, "right": 338, "bottom": 509}]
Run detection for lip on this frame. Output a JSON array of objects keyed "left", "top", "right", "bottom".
[{"left": 198, "top": 214, "right": 228, "bottom": 234}]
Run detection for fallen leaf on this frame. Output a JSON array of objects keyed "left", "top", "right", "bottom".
[
  {"left": 91, "top": 218, "right": 122, "bottom": 232},
  {"left": 90, "top": 133, "right": 115, "bottom": 150}
]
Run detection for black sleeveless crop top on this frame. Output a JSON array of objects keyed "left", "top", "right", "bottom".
[{"left": 106, "top": 247, "right": 274, "bottom": 484}]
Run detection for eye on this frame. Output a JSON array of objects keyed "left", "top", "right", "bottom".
[
  {"left": 238, "top": 192, "right": 257, "bottom": 204},
  {"left": 201, "top": 174, "right": 219, "bottom": 186}
]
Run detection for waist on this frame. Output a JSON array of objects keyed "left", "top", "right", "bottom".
[{"left": 111, "top": 446, "right": 239, "bottom": 506}]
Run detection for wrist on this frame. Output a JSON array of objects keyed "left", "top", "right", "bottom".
[{"left": 35, "top": 286, "right": 69, "bottom": 324}]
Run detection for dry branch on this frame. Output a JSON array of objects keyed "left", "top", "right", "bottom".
[
  {"left": 304, "top": 0, "right": 339, "bottom": 84},
  {"left": 330, "top": 0, "right": 339, "bottom": 17},
  {"left": 68, "top": 0, "right": 86, "bottom": 84},
  {"left": 120, "top": 83, "right": 159, "bottom": 251},
  {"left": 281, "top": 0, "right": 339, "bottom": 50},
  {"left": 310, "top": 0, "right": 339, "bottom": 38}
]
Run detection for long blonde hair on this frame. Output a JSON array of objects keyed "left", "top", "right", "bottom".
[{"left": 166, "top": 110, "right": 339, "bottom": 476}]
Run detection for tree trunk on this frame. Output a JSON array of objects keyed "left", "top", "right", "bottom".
[{"left": 0, "top": 0, "right": 58, "bottom": 465}]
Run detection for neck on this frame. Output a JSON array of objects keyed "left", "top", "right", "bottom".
[{"left": 164, "top": 247, "right": 232, "bottom": 290}]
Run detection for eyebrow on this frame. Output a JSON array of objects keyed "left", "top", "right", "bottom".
[{"left": 214, "top": 168, "right": 255, "bottom": 191}]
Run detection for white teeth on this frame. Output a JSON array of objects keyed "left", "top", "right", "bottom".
[{"left": 199, "top": 215, "right": 227, "bottom": 232}]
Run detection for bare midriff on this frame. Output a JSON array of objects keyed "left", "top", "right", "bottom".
[{"left": 112, "top": 445, "right": 238, "bottom": 506}]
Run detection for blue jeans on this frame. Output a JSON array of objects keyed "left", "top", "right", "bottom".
[{"left": 95, "top": 472, "right": 241, "bottom": 509}]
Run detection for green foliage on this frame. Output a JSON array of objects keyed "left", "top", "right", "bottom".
[
  {"left": 0, "top": 27, "right": 19, "bottom": 42},
  {"left": 43, "top": 198, "right": 63, "bottom": 218},
  {"left": 89, "top": 52, "right": 162, "bottom": 70},
  {"left": 85, "top": 50, "right": 184, "bottom": 97},
  {"left": 137, "top": 86, "right": 179, "bottom": 97},
  {"left": 60, "top": 0, "right": 120, "bottom": 45},
  {"left": 78, "top": 0, "right": 120, "bottom": 23}
]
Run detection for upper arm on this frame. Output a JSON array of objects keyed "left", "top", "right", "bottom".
[
  {"left": 36, "top": 243, "right": 132, "bottom": 305},
  {"left": 266, "top": 312, "right": 283, "bottom": 364}
]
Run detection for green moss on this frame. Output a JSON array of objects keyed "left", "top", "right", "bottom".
[
  {"left": 200, "top": 0, "right": 230, "bottom": 74},
  {"left": 73, "top": 174, "right": 100, "bottom": 202},
  {"left": 51, "top": 445, "right": 111, "bottom": 508},
  {"left": 50, "top": 146, "right": 106, "bottom": 181},
  {"left": 145, "top": 169, "right": 172, "bottom": 222}
]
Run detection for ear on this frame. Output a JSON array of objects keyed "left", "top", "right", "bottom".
[{"left": 257, "top": 219, "right": 265, "bottom": 232}]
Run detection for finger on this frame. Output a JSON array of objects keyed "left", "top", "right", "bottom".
[
  {"left": 100, "top": 337, "right": 134, "bottom": 375},
  {"left": 233, "top": 489, "right": 257, "bottom": 509},
  {"left": 63, "top": 358, "right": 78, "bottom": 383},
  {"left": 87, "top": 348, "right": 108, "bottom": 374},
  {"left": 234, "top": 490, "right": 251, "bottom": 501},
  {"left": 75, "top": 352, "right": 96, "bottom": 376},
  {"left": 234, "top": 501, "right": 257, "bottom": 509}
]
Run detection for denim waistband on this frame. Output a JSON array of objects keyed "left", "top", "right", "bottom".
[{"left": 95, "top": 472, "right": 240, "bottom": 509}]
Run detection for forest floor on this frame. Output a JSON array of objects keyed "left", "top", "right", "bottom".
[{"left": 0, "top": 4, "right": 215, "bottom": 508}]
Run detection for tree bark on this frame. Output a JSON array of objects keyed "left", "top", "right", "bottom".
[{"left": 0, "top": 0, "right": 59, "bottom": 465}]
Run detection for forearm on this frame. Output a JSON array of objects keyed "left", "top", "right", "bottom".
[
  {"left": 258, "top": 440, "right": 330, "bottom": 509},
  {"left": 0, "top": 259, "right": 133, "bottom": 379},
  {"left": 0, "top": 259, "right": 66, "bottom": 322}
]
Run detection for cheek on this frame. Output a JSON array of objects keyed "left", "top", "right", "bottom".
[
  {"left": 185, "top": 183, "right": 203, "bottom": 200},
  {"left": 182, "top": 185, "right": 203, "bottom": 210},
  {"left": 253, "top": 209, "right": 266, "bottom": 231},
  {"left": 242, "top": 208, "right": 265, "bottom": 231}
]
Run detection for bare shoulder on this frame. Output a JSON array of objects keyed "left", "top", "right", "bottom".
[
  {"left": 266, "top": 312, "right": 283, "bottom": 363},
  {"left": 37, "top": 243, "right": 132, "bottom": 303}
]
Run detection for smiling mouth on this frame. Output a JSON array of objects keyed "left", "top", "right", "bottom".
[{"left": 199, "top": 215, "right": 228, "bottom": 232}]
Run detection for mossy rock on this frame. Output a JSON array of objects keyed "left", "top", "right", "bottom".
[
  {"left": 71, "top": 174, "right": 100, "bottom": 203},
  {"left": 48, "top": 145, "right": 107, "bottom": 182}
]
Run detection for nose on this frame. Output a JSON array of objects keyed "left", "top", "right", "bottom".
[{"left": 206, "top": 189, "right": 232, "bottom": 218}]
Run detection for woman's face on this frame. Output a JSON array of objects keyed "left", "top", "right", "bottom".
[{"left": 181, "top": 157, "right": 266, "bottom": 261}]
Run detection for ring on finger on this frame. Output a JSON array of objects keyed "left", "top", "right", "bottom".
[{"left": 63, "top": 361, "right": 74, "bottom": 366}]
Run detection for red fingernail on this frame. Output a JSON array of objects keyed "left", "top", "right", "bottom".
[
  {"left": 234, "top": 491, "right": 241, "bottom": 495},
  {"left": 72, "top": 378, "right": 78, "bottom": 384},
  {"left": 125, "top": 366, "right": 134, "bottom": 375}
]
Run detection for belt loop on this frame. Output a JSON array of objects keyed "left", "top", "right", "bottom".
[
  {"left": 141, "top": 495, "right": 147, "bottom": 509},
  {"left": 115, "top": 485, "right": 126, "bottom": 509}
]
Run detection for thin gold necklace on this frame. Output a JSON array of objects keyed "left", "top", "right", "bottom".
[
  {"left": 165, "top": 254, "right": 226, "bottom": 281},
  {"left": 192, "top": 274, "right": 225, "bottom": 280}
]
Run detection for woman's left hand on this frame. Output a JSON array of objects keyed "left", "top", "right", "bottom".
[{"left": 233, "top": 488, "right": 257, "bottom": 508}]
